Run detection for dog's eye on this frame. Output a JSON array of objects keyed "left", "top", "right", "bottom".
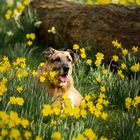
[
  {"left": 54, "top": 57, "right": 61, "bottom": 62},
  {"left": 67, "top": 56, "right": 72, "bottom": 62}
]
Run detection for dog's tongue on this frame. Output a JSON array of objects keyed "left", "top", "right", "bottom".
[{"left": 58, "top": 75, "right": 69, "bottom": 83}]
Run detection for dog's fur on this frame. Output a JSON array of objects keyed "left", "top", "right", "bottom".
[{"left": 38, "top": 48, "right": 83, "bottom": 107}]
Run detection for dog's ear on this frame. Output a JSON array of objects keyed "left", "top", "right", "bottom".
[
  {"left": 67, "top": 49, "right": 79, "bottom": 63},
  {"left": 42, "top": 47, "right": 56, "bottom": 58}
]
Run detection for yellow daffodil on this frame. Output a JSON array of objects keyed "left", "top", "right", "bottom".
[
  {"left": 121, "top": 63, "right": 127, "bottom": 69},
  {"left": 1, "top": 129, "right": 8, "bottom": 137},
  {"left": 24, "top": 131, "right": 32, "bottom": 139},
  {"left": 73, "top": 44, "right": 79, "bottom": 50},
  {"left": 100, "top": 136, "right": 108, "bottom": 140},
  {"left": 16, "top": 86, "right": 23, "bottom": 93},
  {"left": 100, "top": 86, "right": 106, "bottom": 92},
  {"left": 80, "top": 48, "right": 85, "bottom": 53},
  {"left": 81, "top": 53, "right": 86, "bottom": 59},
  {"left": 94, "top": 59, "right": 102, "bottom": 67},
  {"left": 32, "top": 70, "right": 38, "bottom": 77},
  {"left": 39, "top": 62, "right": 45, "bottom": 67},
  {"left": 9, "top": 128, "right": 21, "bottom": 139},
  {"left": 35, "top": 136, "right": 43, "bottom": 140},
  {"left": 112, "top": 40, "right": 122, "bottom": 49},
  {"left": 39, "top": 76, "right": 46, "bottom": 83},
  {"left": 51, "top": 131, "right": 61, "bottom": 140},
  {"left": 96, "top": 77, "right": 101, "bottom": 82},
  {"left": 23, "top": 0, "right": 30, "bottom": 6},
  {"left": 83, "top": 128, "right": 96, "bottom": 140},
  {"left": 130, "top": 63, "right": 140, "bottom": 72},
  {"left": 21, "top": 119, "right": 29, "bottom": 128},
  {"left": 122, "top": 49, "right": 128, "bottom": 56},
  {"left": 9, "top": 96, "right": 24, "bottom": 106},
  {"left": 86, "top": 59, "right": 92, "bottom": 65},
  {"left": 117, "top": 70, "right": 124, "bottom": 79},
  {"left": 102, "top": 69, "right": 107, "bottom": 75},
  {"left": 48, "top": 27, "right": 56, "bottom": 34},
  {"left": 125, "top": 97, "right": 132, "bottom": 110},
  {"left": 42, "top": 104, "right": 52, "bottom": 116},
  {"left": 132, "top": 46, "right": 138, "bottom": 53},
  {"left": 112, "top": 55, "right": 119, "bottom": 62},
  {"left": 95, "top": 52, "right": 104, "bottom": 60},
  {"left": 72, "top": 134, "right": 86, "bottom": 140},
  {"left": 27, "top": 40, "right": 33, "bottom": 46},
  {"left": 5, "top": 10, "right": 12, "bottom": 20},
  {"left": 101, "top": 112, "right": 108, "bottom": 120}
]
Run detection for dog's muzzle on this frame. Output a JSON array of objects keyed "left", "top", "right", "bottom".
[{"left": 57, "top": 64, "right": 70, "bottom": 83}]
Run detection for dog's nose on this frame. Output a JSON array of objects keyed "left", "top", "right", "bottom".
[
  {"left": 62, "top": 64, "right": 69, "bottom": 74},
  {"left": 63, "top": 67, "right": 69, "bottom": 73}
]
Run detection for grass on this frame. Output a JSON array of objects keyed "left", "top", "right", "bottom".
[{"left": 0, "top": 0, "right": 140, "bottom": 140}]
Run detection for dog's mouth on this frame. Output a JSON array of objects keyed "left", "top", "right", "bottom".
[{"left": 57, "top": 74, "right": 69, "bottom": 83}]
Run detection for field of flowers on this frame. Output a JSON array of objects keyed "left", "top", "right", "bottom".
[{"left": 0, "top": 0, "right": 140, "bottom": 140}]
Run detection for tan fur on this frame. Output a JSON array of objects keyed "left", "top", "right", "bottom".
[{"left": 38, "top": 48, "right": 83, "bottom": 107}]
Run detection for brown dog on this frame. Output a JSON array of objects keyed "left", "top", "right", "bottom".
[{"left": 38, "top": 48, "right": 83, "bottom": 107}]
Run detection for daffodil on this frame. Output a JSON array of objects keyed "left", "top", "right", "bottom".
[
  {"left": 51, "top": 131, "right": 61, "bottom": 140},
  {"left": 27, "top": 40, "right": 33, "bottom": 46},
  {"left": 101, "top": 112, "right": 108, "bottom": 120},
  {"left": 96, "top": 77, "right": 101, "bottom": 82},
  {"left": 122, "top": 49, "right": 128, "bottom": 56},
  {"left": 9, "top": 96, "right": 24, "bottom": 106},
  {"left": 39, "top": 62, "right": 45, "bottom": 67},
  {"left": 72, "top": 134, "right": 85, "bottom": 140},
  {"left": 73, "top": 44, "right": 79, "bottom": 50},
  {"left": 5, "top": 10, "right": 12, "bottom": 20},
  {"left": 83, "top": 128, "right": 96, "bottom": 140},
  {"left": 100, "top": 136, "right": 108, "bottom": 140},
  {"left": 24, "top": 131, "right": 32, "bottom": 139},
  {"left": 130, "top": 63, "right": 140, "bottom": 72},
  {"left": 95, "top": 52, "right": 104, "bottom": 60},
  {"left": 21, "top": 119, "right": 29, "bottom": 128},
  {"left": 117, "top": 70, "right": 124, "bottom": 79},
  {"left": 42, "top": 104, "right": 52, "bottom": 116},
  {"left": 81, "top": 53, "right": 86, "bottom": 59},
  {"left": 100, "top": 86, "right": 106, "bottom": 92},
  {"left": 86, "top": 59, "right": 92, "bottom": 65},
  {"left": 48, "top": 27, "right": 56, "bottom": 34},
  {"left": 1, "top": 129, "right": 8, "bottom": 137},
  {"left": 50, "top": 119, "right": 57, "bottom": 126},
  {"left": 125, "top": 97, "right": 132, "bottom": 110},
  {"left": 39, "top": 76, "right": 46, "bottom": 83},
  {"left": 16, "top": 85, "right": 23, "bottom": 93},
  {"left": 112, "top": 55, "right": 119, "bottom": 62},
  {"left": 132, "top": 46, "right": 138, "bottom": 53},
  {"left": 9, "top": 128, "right": 21, "bottom": 139},
  {"left": 32, "top": 70, "right": 38, "bottom": 77},
  {"left": 121, "top": 63, "right": 127, "bottom": 69},
  {"left": 35, "top": 136, "right": 43, "bottom": 140},
  {"left": 112, "top": 40, "right": 121, "bottom": 49},
  {"left": 23, "top": 0, "right": 30, "bottom": 6},
  {"left": 102, "top": 69, "right": 107, "bottom": 75}
]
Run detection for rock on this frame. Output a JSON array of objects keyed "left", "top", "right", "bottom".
[{"left": 32, "top": 0, "right": 140, "bottom": 60}]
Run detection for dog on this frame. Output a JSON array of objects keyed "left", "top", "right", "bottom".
[{"left": 37, "top": 47, "right": 83, "bottom": 107}]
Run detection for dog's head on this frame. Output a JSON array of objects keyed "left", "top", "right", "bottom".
[{"left": 42, "top": 47, "right": 79, "bottom": 86}]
